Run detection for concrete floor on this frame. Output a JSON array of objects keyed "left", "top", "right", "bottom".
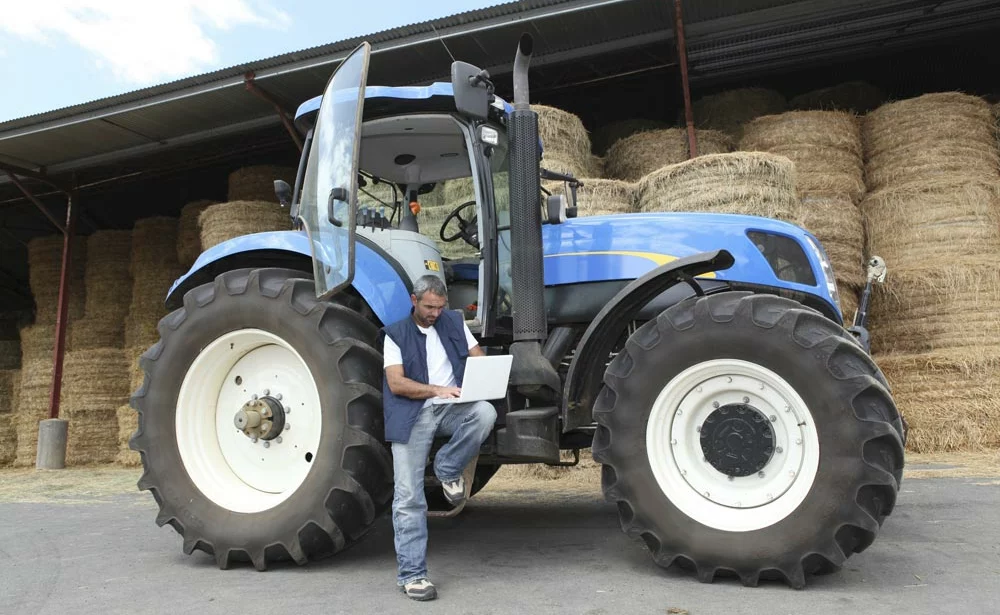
[{"left": 1, "top": 467, "right": 998, "bottom": 615}]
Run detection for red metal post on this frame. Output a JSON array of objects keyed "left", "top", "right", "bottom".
[
  {"left": 674, "top": 0, "right": 698, "bottom": 158},
  {"left": 48, "top": 190, "right": 78, "bottom": 419},
  {"left": 244, "top": 72, "right": 304, "bottom": 152},
  {"left": 5, "top": 171, "right": 67, "bottom": 233}
]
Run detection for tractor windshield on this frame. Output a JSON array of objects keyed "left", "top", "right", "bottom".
[{"left": 299, "top": 43, "right": 370, "bottom": 299}]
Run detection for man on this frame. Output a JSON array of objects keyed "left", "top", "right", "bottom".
[{"left": 382, "top": 274, "right": 497, "bottom": 602}]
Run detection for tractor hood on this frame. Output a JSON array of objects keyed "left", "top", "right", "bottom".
[{"left": 540, "top": 212, "right": 839, "bottom": 312}]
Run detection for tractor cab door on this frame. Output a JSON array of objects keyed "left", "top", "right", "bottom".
[{"left": 299, "top": 43, "right": 371, "bottom": 299}]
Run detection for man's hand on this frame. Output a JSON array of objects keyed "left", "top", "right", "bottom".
[{"left": 432, "top": 385, "right": 461, "bottom": 399}]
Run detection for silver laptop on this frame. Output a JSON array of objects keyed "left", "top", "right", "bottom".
[{"left": 431, "top": 355, "right": 514, "bottom": 404}]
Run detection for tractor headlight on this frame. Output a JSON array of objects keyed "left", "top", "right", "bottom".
[{"left": 803, "top": 234, "right": 840, "bottom": 310}]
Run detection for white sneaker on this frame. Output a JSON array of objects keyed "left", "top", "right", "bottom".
[
  {"left": 441, "top": 477, "right": 466, "bottom": 506},
  {"left": 402, "top": 578, "right": 437, "bottom": 601}
]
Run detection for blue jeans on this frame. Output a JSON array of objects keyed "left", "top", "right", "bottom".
[{"left": 391, "top": 400, "right": 497, "bottom": 585}]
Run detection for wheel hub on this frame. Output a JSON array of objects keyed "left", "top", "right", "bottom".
[
  {"left": 234, "top": 395, "right": 286, "bottom": 441},
  {"left": 700, "top": 403, "right": 774, "bottom": 477}
]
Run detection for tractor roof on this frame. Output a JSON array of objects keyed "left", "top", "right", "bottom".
[{"left": 294, "top": 82, "right": 512, "bottom": 133}]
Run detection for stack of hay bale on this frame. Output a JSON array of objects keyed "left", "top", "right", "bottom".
[
  {"left": 790, "top": 81, "right": 886, "bottom": 113},
  {"left": 176, "top": 199, "right": 217, "bottom": 267},
  {"left": 693, "top": 88, "right": 786, "bottom": 139},
  {"left": 548, "top": 179, "right": 636, "bottom": 217},
  {"left": 117, "top": 345, "right": 147, "bottom": 466},
  {"left": 117, "top": 217, "right": 186, "bottom": 465},
  {"left": 740, "top": 111, "right": 867, "bottom": 318},
  {"left": 636, "top": 152, "right": 802, "bottom": 223},
  {"left": 13, "top": 324, "right": 56, "bottom": 466},
  {"left": 862, "top": 92, "right": 1000, "bottom": 452},
  {"left": 226, "top": 165, "right": 295, "bottom": 202},
  {"left": 0, "top": 368, "right": 19, "bottom": 466},
  {"left": 62, "top": 230, "right": 133, "bottom": 466},
  {"left": 14, "top": 236, "right": 87, "bottom": 466},
  {"left": 604, "top": 129, "right": 733, "bottom": 182},
  {"left": 591, "top": 119, "right": 669, "bottom": 156}
]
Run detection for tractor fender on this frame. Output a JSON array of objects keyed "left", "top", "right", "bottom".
[
  {"left": 165, "top": 230, "right": 412, "bottom": 326},
  {"left": 561, "top": 249, "right": 735, "bottom": 432}
]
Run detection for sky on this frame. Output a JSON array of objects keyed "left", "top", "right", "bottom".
[{"left": 0, "top": 0, "right": 502, "bottom": 123}]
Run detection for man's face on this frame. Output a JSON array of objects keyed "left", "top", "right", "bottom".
[{"left": 411, "top": 291, "right": 447, "bottom": 327}]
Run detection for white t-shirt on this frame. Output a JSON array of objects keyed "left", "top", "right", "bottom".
[{"left": 384, "top": 320, "right": 479, "bottom": 406}]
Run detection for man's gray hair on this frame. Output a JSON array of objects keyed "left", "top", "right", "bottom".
[{"left": 412, "top": 274, "right": 447, "bottom": 299}]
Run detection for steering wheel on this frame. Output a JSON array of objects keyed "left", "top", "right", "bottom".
[{"left": 440, "top": 200, "right": 479, "bottom": 248}]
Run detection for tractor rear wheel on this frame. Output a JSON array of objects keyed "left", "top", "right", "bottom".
[
  {"left": 131, "top": 268, "right": 392, "bottom": 570},
  {"left": 592, "top": 292, "right": 904, "bottom": 588}
]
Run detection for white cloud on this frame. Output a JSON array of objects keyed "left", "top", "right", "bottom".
[{"left": 0, "top": 0, "right": 290, "bottom": 84}]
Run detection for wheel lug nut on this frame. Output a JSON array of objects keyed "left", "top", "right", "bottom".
[
  {"left": 727, "top": 475, "right": 734, "bottom": 482},
  {"left": 758, "top": 471, "right": 765, "bottom": 478},
  {"left": 284, "top": 424, "right": 291, "bottom": 431},
  {"left": 263, "top": 441, "right": 270, "bottom": 448},
  {"left": 712, "top": 401, "right": 720, "bottom": 409},
  {"left": 251, "top": 394, "right": 258, "bottom": 400},
  {"left": 263, "top": 389, "right": 270, "bottom": 396},
  {"left": 696, "top": 425, "right": 702, "bottom": 433},
  {"left": 276, "top": 437, "right": 283, "bottom": 444},
  {"left": 275, "top": 393, "right": 282, "bottom": 400},
  {"left": 726, "top": 377, "right": 732, "bottom": 383},
  {"left": 775, "top": 447, "right": 783, "bottom": 454},
  {"left": 251, "top": 436, "right": 258, "bottom": 443},
  {"left": 769, "top": 415, "right": 777, "bottom": 422},
  {"left": 743, "top": 396, "right": 750, "bottom": 403}
]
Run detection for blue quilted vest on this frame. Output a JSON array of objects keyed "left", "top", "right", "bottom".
[{"left": 381, "top": 309, "right": 469, "bottom": 443}]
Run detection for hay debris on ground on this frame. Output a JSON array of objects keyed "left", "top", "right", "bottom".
[
  {"left": 863, "top": 92, "right": 999, "bottom": 192},
  {"left": 176, "top": 199, "right": 218, "bottom": 266},
  {"left": 27, "top": 235, "right": 86, "bottom": 325},
  {"left": 693, "top": 88, "right": 786, "bottom": 138},
  {"left": 63, "top": 349, "right": 129, "bottom": 466},
  {"left": 493, "top": 449, "right": 601, "bottom": 482},
  {"left": 799, "top": 194, "right": 865, "bottom": 287},
  {"left": 0, "top": 339, "right": 20, "bottom": 370},
  {"left": 876, "top": 351, "right": 1000, "bottom": 452},
  {"left": 227, "top": 165, "right": 295, "bottom": 202},
  {"left": 199, "top": 201, "right": 291, "bottom": 251},
  {"left": 547, "top": 178, "right": 636, "bottom": 216},
  {"left": 868, "top": 265, "right": 1000, "bottom": 355},
  {"left": 789, "top": 81, "right": 886, "bottom": 113},
  {"left": 13, "top": 358, "right": 55, "bottom": 466},
  {"left": 740, "top": 110, "right": 865, "bottom": 204},
  {"left": 636, "top": 152, "right": 800, "bottom": 223},
  {"left": 604, "top": 129, "right": 734, "bottom": 182},
  {"left": 591, "top": 118, "right": 670, "bottom": 155}
]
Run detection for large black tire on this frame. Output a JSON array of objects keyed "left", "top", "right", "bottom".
[
  {"left": 131, "top": 268, "right": 392, "bottom": 570},
  {"left": 592, "top": 292, "right": 904, "bottom": 588}
]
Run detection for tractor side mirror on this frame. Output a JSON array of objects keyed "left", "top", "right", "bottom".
[
  {"left": 274, "top": 180, "right": 292, "bottom": 208},
  {"left": 451, "top": 61, "right": 491, "bottom": 120},
  {"left": 546, "top": 194, "right": 568, "bottom": 224}
]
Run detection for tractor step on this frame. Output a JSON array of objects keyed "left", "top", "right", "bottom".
[{"left": 495, "top": 407, "right": 560, "bottom": 463}]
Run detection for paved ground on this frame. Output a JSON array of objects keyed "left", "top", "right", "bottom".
[{"left": 1, "top": 459, "right": 999, "bottom": 615}]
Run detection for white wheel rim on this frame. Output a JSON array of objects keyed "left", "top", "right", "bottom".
[
  {"left": 645, "top": 359, "right": 820, "bottom": 532},
  {"left": 176, "top": 329, "right": 322, "bottom": 514}
]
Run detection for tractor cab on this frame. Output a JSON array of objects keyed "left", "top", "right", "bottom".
[{"left": 289, "top": 43, "right": 544, "bottom": 338}]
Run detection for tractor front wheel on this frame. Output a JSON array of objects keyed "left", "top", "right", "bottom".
[{"left": 592, "top": 292, "right": 904, "bottom": 588}]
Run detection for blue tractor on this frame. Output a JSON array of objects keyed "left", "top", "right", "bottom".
[{"left": 131, "top": 36, "right": 905, "bottom": 587}]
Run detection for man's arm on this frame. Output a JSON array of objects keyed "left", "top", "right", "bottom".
[{"left": 385, "top": 365, "right": 461, "bottom": 400}]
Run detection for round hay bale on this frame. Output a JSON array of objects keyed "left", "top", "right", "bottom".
[
  {"left": 540, "top": 155, "right": 589, "bottom": 179},
  {"left": 19, "top": 324, "right": 54, "bottom": 364},
  {"left": 199, "top": 201, "right": 291, "bottom": 251},
  {"left": 68, "top": 316, "right": 124, "bottom": 350},
  {"left": 549, "top": 178, "right": 636, "bottom": 216},
  {"left": 605, "top": 129, "right": 734, "bottom": 182},
  {"left": 799, "top": 194, "right": 865, "bottom": 287},
  {"left": 14, "top": 358, "right": 54, "bottom": 466},
  {"left": 636, "top": 153, "right": 801, "bottom": 222},
  {"left": 693, "top": 88, "right": 786, "bottom": 138},
  {"left": 592, "top": 118, "right": 670, "bottom": 155},
  {"left": 740, "top": 111, "right": 865, "bottom": 203},
  {"left": 790, "top": 81, "right": 886, "bottom": 113},
  {"left": 876, "top": 351, "right": 1000, "bottom": 452},
  {"left": 0, "top": 368, "right": 18, "bottom": 415},
  {"left": 116, "top": 403, "right": 140, "bottom": 467},
  {"left": 0, "top": 339, "right": 20, "bottom": 370},
  {"left": 176, "top": 199, "right": 218, "bottom": 266},
  {"left": 869, "top": 265, "right": 1000, "bottom": 355},
  {"left": 863, "top": 93, "right": 999, "bottom": 192},
  {"left": 63, "top": 349, "right": 129, "bottom": 466},
  {"left": 534, "top": 104, "right": 592, "bottom": 167},
  {"left": 227, "top": 165, "right": 295, "bottom": 202},
  {"left": 862, "top": 180, "right": 1000, "bottom": 270},
  {"left": 27, "top": 235, "right": 86, "bottom": 324}
]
